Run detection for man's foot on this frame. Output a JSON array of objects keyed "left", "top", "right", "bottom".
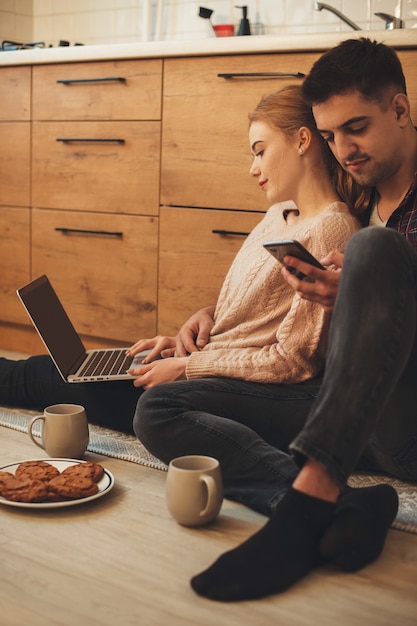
[
  {"left": 319, "top": 484, "right": 399, "bottom": 571},
  {"left": 190, "top": 487, "right": 335, "bottom": 602}
]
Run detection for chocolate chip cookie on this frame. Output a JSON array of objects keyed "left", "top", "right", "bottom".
[{"left": 62, "top": 461, "right": 104, "bottom": 483}]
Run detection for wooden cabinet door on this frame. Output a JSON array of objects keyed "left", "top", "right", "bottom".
[
  {"left": 0, "top": 207, "right": 30, "bottom": 324},
  {"left": 31, "top": 209, "right": 158, "bottom": 342},
  {"left": 0, "top": 66, "right": 31, "bottom": 121},
  {"left": 397, "top": 50, "right": 417, "bottom": 122},
  {"left": 32, "top": 60, "right": 162, "bottom": 121},
  {"left": 161, "top": 52, "right": 320, "bottom": 211},
  {"left": 157, "top": 206, "right": 263, "bottom": 335},
  {"left": 0, "top": 122, "right": 30, "bottom": 207},
  {"left": 32, "top": 121, "right": 160, "bottom": 215}
]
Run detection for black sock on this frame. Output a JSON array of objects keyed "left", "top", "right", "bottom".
[
  {"left": 318, "top": 484, "right": 399, "bottom": 571},
  {"left": 190, "top": 487, "right": 335, "bottom": 602}
]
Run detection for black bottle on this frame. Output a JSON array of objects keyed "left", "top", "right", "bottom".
[{"left": 236, "top": 5, "right": 251, "bottom": 36}]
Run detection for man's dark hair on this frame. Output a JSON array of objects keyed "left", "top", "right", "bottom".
[{"left": 302, "top": 37, "right": 407, "bottom": 105}]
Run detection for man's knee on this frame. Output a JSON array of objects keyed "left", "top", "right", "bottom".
[{"left": 344, "top": 226, "right": 409, "bottom": 273}]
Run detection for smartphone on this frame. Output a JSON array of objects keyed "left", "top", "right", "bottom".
[{"left": 263, "top": 239, "right": 325, "bottom": 281}]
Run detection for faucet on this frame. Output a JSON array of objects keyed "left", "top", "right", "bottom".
[
  {"left": 374, "top": 12, "right": 404, "bottom": 29},
  {"left": 313, "top": 2, "right": 361, "bottom": 31}
]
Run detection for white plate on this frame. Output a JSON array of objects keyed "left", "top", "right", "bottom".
[{"left": 0, "top": 458, "right": 114, "bottom": 509}]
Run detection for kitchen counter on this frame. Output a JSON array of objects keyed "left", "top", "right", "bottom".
[{"left": 1, "top": 29, "right": 416, "bottom": 66}]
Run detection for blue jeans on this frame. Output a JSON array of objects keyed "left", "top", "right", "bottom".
[{"left": 135, "top": 227, "right": 417, "bottom": 515}]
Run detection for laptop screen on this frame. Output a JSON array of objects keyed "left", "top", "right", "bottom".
[{"left": 17, "top": 275, "right": 86, "bottom": 378}]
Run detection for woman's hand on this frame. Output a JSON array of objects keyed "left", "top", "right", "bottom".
[
  {"left": 281, "top": 251, "right": 344, "bottom": 312},
  {"left": 126, "top": 335, "right": 177, "bottom": 363},
  {"left": 129, "top": 357, "right": 187, "bottom": 389},
  {"left": 175, "top": 306, "right": 216, "bottom": 356}
]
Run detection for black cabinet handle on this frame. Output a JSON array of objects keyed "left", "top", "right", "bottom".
[
  {"left": 56, "top": 77, "right": 126, "bottom": 84},
  {"left": 55, "top": 227, "right": 123, "bottom": 237},
  {"left": 212, "top": 229, "right": 250, "bottom": 237},
  {"left": 218, "top": 72, "right": 305, "bottom": 80},
  {"left": 56, "top": 138, "right": 125, "bottom": 144}
]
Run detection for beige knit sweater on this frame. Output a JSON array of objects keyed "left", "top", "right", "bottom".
[{"left": 186, "top": 200, "right": 360, "bottom": 384}]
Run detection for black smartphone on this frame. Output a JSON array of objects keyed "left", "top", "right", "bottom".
[{"left": 263, "top": 239, "right": 325, "bottom": 281}]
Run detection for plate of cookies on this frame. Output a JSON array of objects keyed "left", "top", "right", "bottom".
[{"left": 0, "top": 459, "right": 114, "bottom": 509}]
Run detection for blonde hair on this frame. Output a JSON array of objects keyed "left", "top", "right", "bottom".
[{"left": 249, "top": 85, "right": 371, "bottom": 215}]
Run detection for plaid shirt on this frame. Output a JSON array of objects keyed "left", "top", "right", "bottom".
[
  {"left": 361, "top": 172, "right": 417, "bottom": 251},
  {"left": 386, "top": 171, "right": 417, "bottom": 251}
]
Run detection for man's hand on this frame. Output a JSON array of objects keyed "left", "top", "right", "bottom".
[
  {"left": 126, "top": 335, "right": 176, "bottom": 363},
  {"left": 281, "top": 251, "right": 344, "bottom": 312},
  {"left": 175, "top": 306, "right": 216, "bottom": 356}
]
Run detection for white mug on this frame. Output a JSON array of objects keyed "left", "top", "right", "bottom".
[
  {"left": 29, "top": 404, "right": 89, "bottom": 458},
  {"left": 165, "top": 455, "right": 223, "bottom": 527}
]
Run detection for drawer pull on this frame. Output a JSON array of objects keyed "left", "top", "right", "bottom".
[
  {"left": 56, "top": 77, "right": 126, "bottom": 84},
  {"left": 56, "top": 138, "right": 125, "bottom": 144},
  {"left": 55, "top": 227, "right": 123, "bottom": 237},
  {"left": 217, "top": 72, "right": 305, "bottom": 80},
  {"left": 212, "top": 229, "right": 250, "bottom": 237}
]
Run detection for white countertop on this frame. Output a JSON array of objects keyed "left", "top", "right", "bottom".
[{"left": 1, "top": 29, "right": 416, "bottom": 66}]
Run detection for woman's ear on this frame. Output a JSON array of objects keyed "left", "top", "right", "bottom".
[{"left": 297, "top": 126, "right": 312, "bottom": 155}]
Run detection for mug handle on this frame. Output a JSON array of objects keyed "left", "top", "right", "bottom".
[
  {"left": 199, "top": 475, "right": 218, "bottom": 518},
  {"left": 28, "top": 415, "right": 46, "bottom": 450}
]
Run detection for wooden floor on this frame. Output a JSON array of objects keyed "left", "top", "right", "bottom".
[{"left": 1, "top": 350, "right": 417, "bottom": 625}]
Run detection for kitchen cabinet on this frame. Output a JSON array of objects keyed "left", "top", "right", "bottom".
[
  {"left": 158, "top": 52, "right": 319, "bottom": 332},
  {"left": 0, "top": 59, "right": 162, "bottom": 352},
  {"left": 158, "top": 207, "right": 262, "bottom": 335},
  {"left": 31, "top": 209, "right": 158, "bottom": 342},
  {"left": 397, "top": 50, "right": 417, "bottom": 121},
  {"left": 0, "top": 207, "right": 30, "bottom": 325},
  {"left": 0, "top": 43, "right": 416, "bottom": 352},
  {"left": 30, "top": 60, "right": 162, "bottom": 345},
  {"left": 32, "top": 121, "right": 160, "bottom": 215},
  {"left": 161, "top": 53, "right": 320, "bottom": 211},
  {"left": 0, "top": 122, "right": 30, "bottom": 207},
  {"left": 0, "top": 65, "right": 31, "bottom": 206},
  {"left": 0, "top": 65, "right": 30, "bottom": 121},
  {"left": 32, "top": 60, "right": 162, "bottom": 121},
  {"left": 0, "top": 66, "right": 31, "bottom": 328}
]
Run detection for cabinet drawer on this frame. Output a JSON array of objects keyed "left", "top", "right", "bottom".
[
  {"left": 32, "top": 121, "right": 160, "bottom": 215},
  {"left": 33, "top": 60, "right": 162, "bottom": 121},
  {"left": 32, "top": 209, "right": 158, "bottom": 342},
  {"left": 157, "top": 206, "right": 263, "bottom": 335},
  {"left": 161, "top": 53, "right": 320, "bottom": 211},
  {"left": 0, "top": 207, "right": 30, "bottom": 324},
  {"left": 0, "top": 66, "right": 31, "bottom": 121},
  {"left": 0, "top": 122, "right": 30, "bottom": 206}
]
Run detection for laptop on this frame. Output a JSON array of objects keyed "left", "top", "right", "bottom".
[{"left": 17, "top": 275, "right": 150, "bottom": 383}]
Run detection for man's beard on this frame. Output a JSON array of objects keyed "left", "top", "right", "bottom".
[{"left": 345, "top": 158, "right": 398, "bottom": 188}]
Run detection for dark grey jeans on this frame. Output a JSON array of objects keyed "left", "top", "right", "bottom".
[{"left": 135, "top": 227, "right": 417, "bottom": 515}]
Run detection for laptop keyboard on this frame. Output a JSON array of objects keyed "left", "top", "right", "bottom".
[{"left": 79, "top": 349, "right": 134, "bottom": 377}]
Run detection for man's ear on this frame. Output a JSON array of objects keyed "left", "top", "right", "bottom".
[{"left": 392, "top": 93, "right": 410, "bottom": 126}]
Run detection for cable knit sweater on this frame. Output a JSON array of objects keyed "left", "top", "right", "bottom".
[{"left": 186, "top": 200, "right": 360, "bottom": 384}]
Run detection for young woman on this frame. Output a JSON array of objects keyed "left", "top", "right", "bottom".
[
  {"left": 132, "top": 84, "right": 363, "bottom": 519},
  {"left": 0, "top": 85, "right": 362, "bottom": 441}
]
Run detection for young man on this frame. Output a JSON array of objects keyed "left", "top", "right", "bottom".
[{"left": 190, "top": 38, "right": 417, "bottom": 601}]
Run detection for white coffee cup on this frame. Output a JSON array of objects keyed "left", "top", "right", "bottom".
[
  {"left": 165, "top": 455, "right": 223, "bottom": 527},
  {"left": 28, "top": 404, "right": 89, "bottom": 458}
]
